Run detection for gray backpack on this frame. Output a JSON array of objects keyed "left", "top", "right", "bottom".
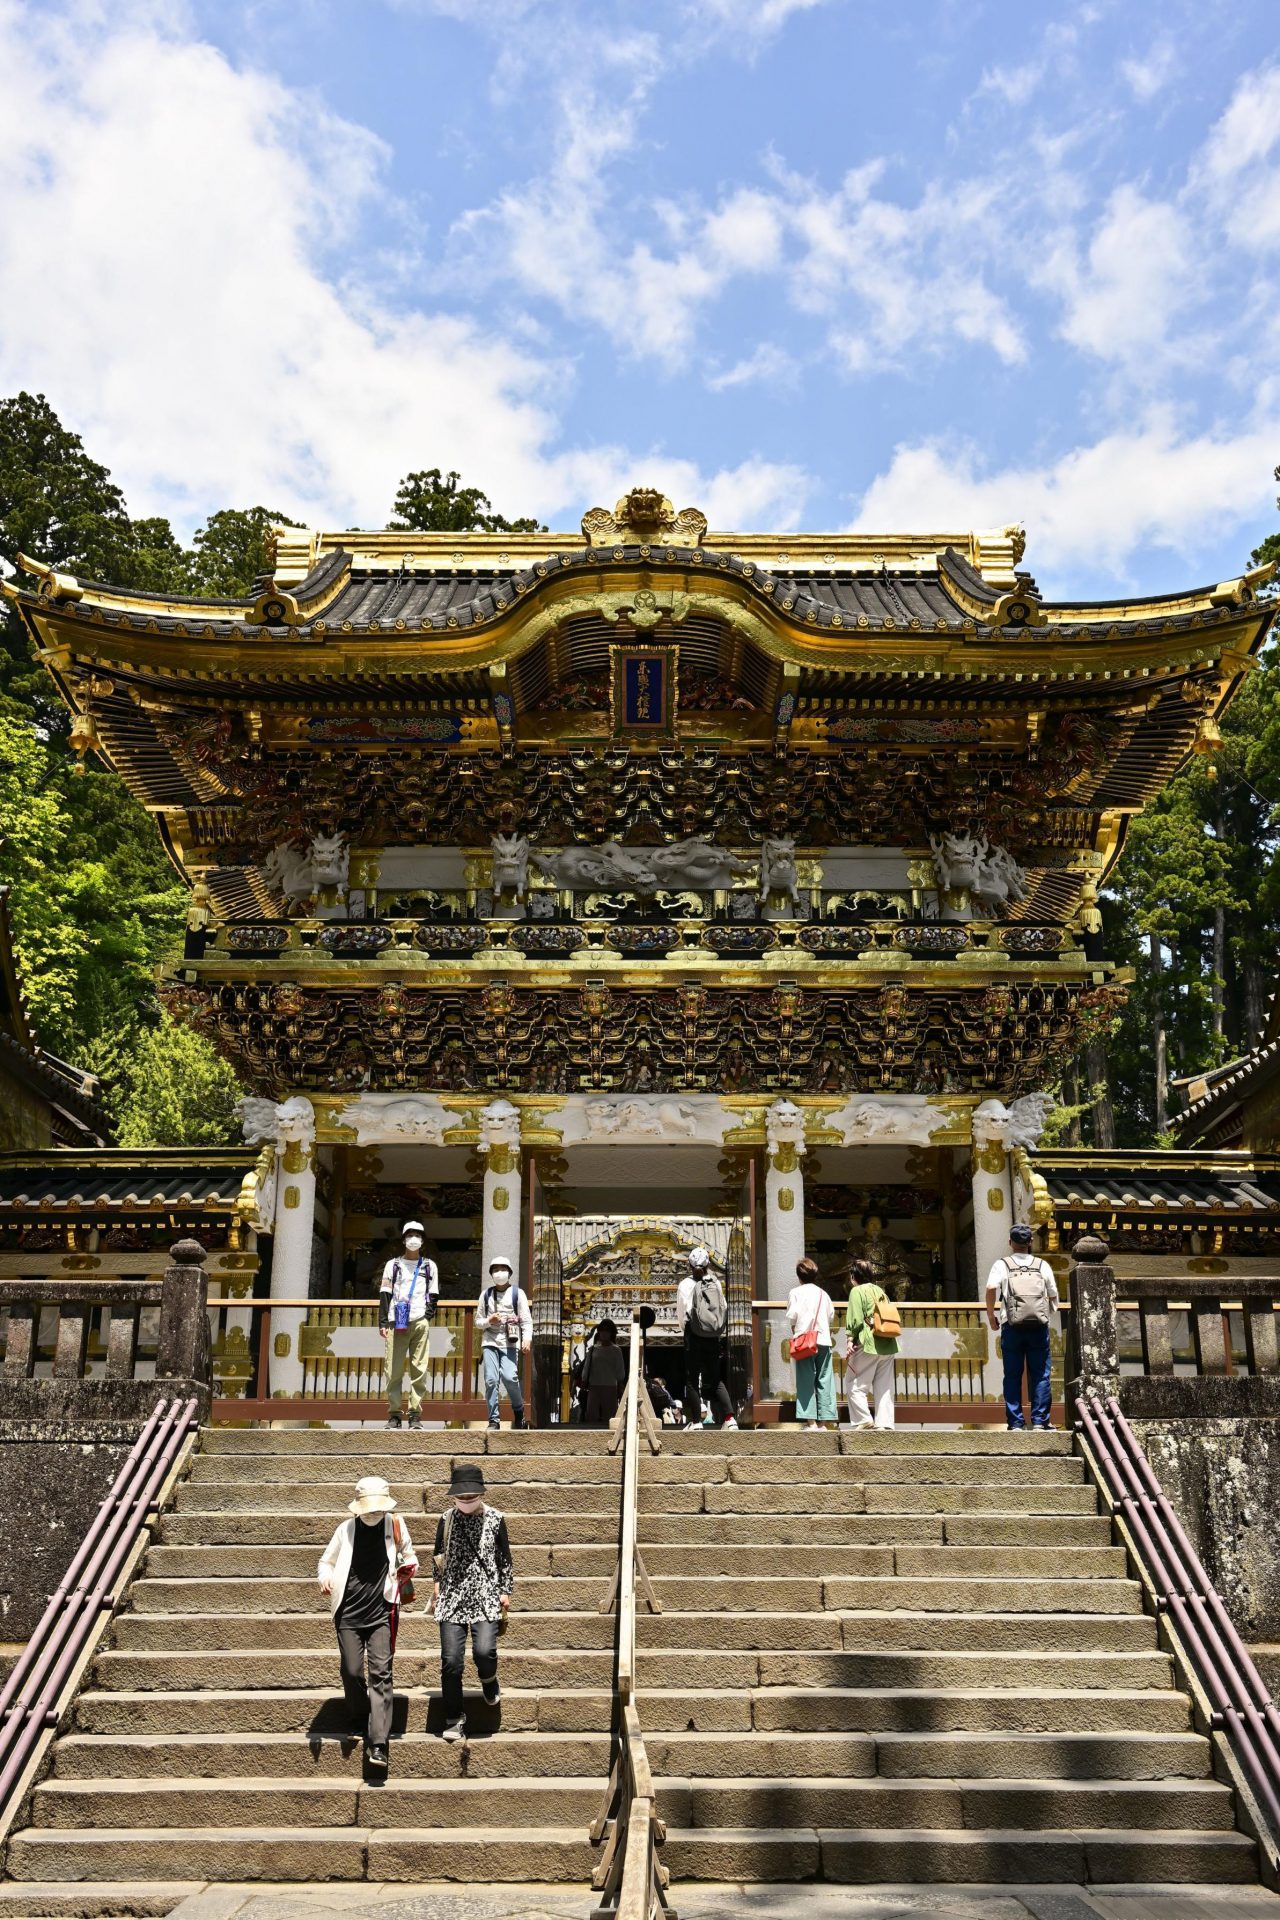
[
  {"left": 1003, "top": 1255, "right": 1051, "bottom": 1326},
  {"left": 688, "top": 1276, "right": 728, "bottom": 1339}
]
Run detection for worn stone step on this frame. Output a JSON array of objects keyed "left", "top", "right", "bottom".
[
  {"left": 33, "top": 1775, "right": 611, "bottom": 1830},
  {"left": 823, "top": 1575, "right": 1141, "bottom": 1613},
  {"left": 126, "top": 1572, "right": 831, "bottom": 1615},
  {"left": 113, "top": 1609, "right": 849, "bottom": 1655},
  {"left": 869, "top": 1729, "right": 1214, "bottom": 1779},
  {"left": 530, "top": 1542, "right": 1127, "bottom": 1580},
  {"left": 199, "top": 1430, "right": 609, "bottom": 1456},
  {"left": 0, "top": 1885, "right": 200, "bottom": 1916},
  {"left": 5, "top": 1826, "right": 596, "bottom": 1883},
  {"left": 172, "top": 1481, "right": 699, "bottom": 1517},
  {"left": 53, "top": 1729, "right": 614, "bottom": 1781},
  {"left": 675, "top": 1775, "right": 1234, "bottom": 1830},
  {"left": 746, "top": 1685, "right": 1192, "bottom": 1734},
  {"left": 723, "top": 1455, "right": 1086, "bottom": 1485},
  {"left": 660, "top": 1825, "right": 1258, "bottom": 1884},
  {"left": 708, "top": 1481, "right": 1100, "bottom": 1514},
  {"left": 825, "top": 1610, "right": 1157, "bottom": 1653},
  {"left": 91, "top": 1647, "right": 633, "bottom": 1693},
  {"left": 72, "top": 1686, "right": 605, "bottom": 1737}
]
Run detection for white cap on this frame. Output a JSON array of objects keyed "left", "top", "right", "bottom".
[
  {"left": 402, "top": 1220, "right": 425, "bottom": 1236},
  {"left": 688, "top": 1246, "right": 711, "bottom": 1270},
  {"left": 489, "top": 1256, "right": 514, "bottom": 1273}
]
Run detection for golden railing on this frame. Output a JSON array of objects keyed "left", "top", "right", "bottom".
[{"left": 590, "top": 1319, "right": 671, "bottom": 1920}]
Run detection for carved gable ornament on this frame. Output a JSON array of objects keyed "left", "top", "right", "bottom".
[{"left": 581, "top": 488, "right": 708, "bottom": 549}]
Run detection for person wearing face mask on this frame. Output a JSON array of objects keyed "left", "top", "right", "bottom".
[
  {"left": 317, "top": 1474, "right": 418, "bottom": 1774},
  {"left": 379, "top": 1221, "right": 440, "bottom": 1430},
  {"left": 476, "top": 1256, "right": 533, "bottom": 1431},
  {"left": 432, "top": 1462, "right": 514, "bottom": 1743}
]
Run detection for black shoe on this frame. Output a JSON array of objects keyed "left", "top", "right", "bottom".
[
  {"left": 482, "top": 1676, "right": 501, "bottom": 1705},
  {"left": 386, "top": 1413, "right": 402, "bottom": 1430},
  {"left": 366, "top": 1743, "right": 389, "bottom": 1772},
  {"left": 512, "top": 1413, "right": 528, "bottom": 1431},
  {"left": 488, "top": 1419, "right": 501, "bottom": 1431},
  {"left": 407, "top": 1412, "right": 422, "bottom": 1430}
]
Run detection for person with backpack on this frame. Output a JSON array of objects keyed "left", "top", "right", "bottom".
[
  {"left": 432, "top": 1462, "right": 514, "bottom": 1743},
  {"left": 317, "top": 1474, "right": 418, "bottom": 1775},
  {"left": 985, "top": 1223, "right": 1060, "bottom": 1430},
  {"left": 580, "top": 1316, "right": 627, "bottom": 1426},
  {"left": 676, "top": 1246, "right": 738, "bottom": 1430},
  {"left": 379, "top": 1220, "right": 440, "bottom": 1431},
  {"left": 477, "top": 1256, "right": 533, "bottom": 1431},
  {"left": 787, "top": 1256, "right": 836, "bottom": 1431},
  {"left": 844, "top": 1256, "right": 901, "bottom": 1431}
]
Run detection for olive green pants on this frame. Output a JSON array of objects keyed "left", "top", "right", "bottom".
[{"left": 387, "top": 1318, "right": 431, "bottom": 1415}]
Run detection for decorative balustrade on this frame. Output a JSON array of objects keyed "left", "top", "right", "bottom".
[{"left": 196, "top": 914, "right": 1079, "bottom": 966}]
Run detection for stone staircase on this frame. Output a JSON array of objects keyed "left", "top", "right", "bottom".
[{"left": 1, "top": 1423, "right": 1263, "bottom": 1901}]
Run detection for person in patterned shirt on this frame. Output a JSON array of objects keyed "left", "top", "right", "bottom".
[{"left": 431, "top": 1461, "right": 514, "bottom": 1743}]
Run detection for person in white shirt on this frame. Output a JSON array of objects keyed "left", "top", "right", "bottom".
[
  {"left": 317, "top": 1475, "right": 417, "bottom": 1774},
  {"left": 984, "top": 1223, "right": 1060, "bottom": 1431},
  {"left": 379, "top": 1221, "right": 440, "bottom": 1431},
  {"left": 786, "top": 1256, "right": 835, "bottom": 1430},
  {"left": 676, "top": 1246, "right": 737, "bottom": 1430},
  {"left": 477, "top": 1257, "right": 533, "bottom": 1431}
]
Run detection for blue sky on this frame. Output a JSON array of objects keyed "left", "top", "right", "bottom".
[{"left": 1, "top": 0, "right": 1278, "bottom": 595}]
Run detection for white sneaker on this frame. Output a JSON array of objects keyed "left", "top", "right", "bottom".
[
  {"left": 441, "top": 1719, "right": 467, "bottom": 1744},
  {"left": 848, "top": 1420, "right": 874, "bottom": 1432},
  {"left": 722, "top": 1417, "right": 739, "bottom": 1431}
]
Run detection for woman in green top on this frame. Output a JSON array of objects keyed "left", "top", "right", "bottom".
[{"left": 844, "top": 1257, "right": 900, "bottom": 1431}]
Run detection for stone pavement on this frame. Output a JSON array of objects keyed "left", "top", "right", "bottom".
[{"left": 158, "top": 1884, "right": 1280, "bottom": 1920}]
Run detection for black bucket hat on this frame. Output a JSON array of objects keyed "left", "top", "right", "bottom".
[{"left": 448, "top": 1462, "right": 486, "bottom": 1498}]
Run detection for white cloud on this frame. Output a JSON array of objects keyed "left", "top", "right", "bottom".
[
  {"left": 1038, "top": 185, "right": 1194, "bottom": 368},
  {"left": 850, "top": 413, "right": 1279, "bottom": 585},
  {"left": 1194, "top": 63, "right": 1280, "bottom": 252},
  {"left": 976, "top": 60, "right": 1044, "bottom": 107},
  {"left": 705, "top": 343, "right": 798, "bottom": 391},
  {"left": 0, "top": 1, "right": 807, "bottom": 535},
  {"left": 1120, "top": 39, "right": 1176, "bottom": 102}
]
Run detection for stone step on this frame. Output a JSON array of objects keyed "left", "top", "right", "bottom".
[
  {"left": 197, "top": 1427, "right": 1070, "bottom": 1455},
  {"left": 5, "top": 1826, "right": 596, "bottom": 1883},
  {"left": 53, "top": 1729, "right": 615, "bottom": 1781},
  {"left": 31, "top": 1771, "right": 1234, "bottom": 1836},
  {"left": 822, "top": 1575, "right": 1141, "bottom": 1613},
  {"left": 145, "top": 1509, "right": 1116, "bottom": 1559},
  {"left": 710, "top": 1482, "right": 1100, "bottom": 1513},
  {"left": 72, "top": 1682, "right": 1193, "bottom": 1737},
  {"left": 0, "top": 1886, "right": 199, "bottom": 1917},
  {"left": 33, "top": 1775, "right": 609, "bottom": 1830},
  {"left": 54, "top": 1725, "right": 1213, "bottom": 1784},
  {"left": 111, "top": 1604, "right": 1160, "bottom": 1656},
  {"left": 185, "top": 1453, "right": 1088, "bottom": 1490},
  {"left": 659, "top": 1825, "right": 1259, "bottom": 1884},
  {"left": 96, "top": 1634, "right": 1173, "bottom": 1694}
]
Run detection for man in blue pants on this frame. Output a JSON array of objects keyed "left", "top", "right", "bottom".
[{"left": 984, "top": 1223, "right": 1060, "bottom": 1430}]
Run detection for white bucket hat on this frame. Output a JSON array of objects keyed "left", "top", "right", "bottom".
[
  {"left": 688, "top": 1246, "right": 711, "bottom": 1270},
  {"left": 402, "top": 1220, "right": 425, "bottom": 1236},
  {"left": 349, "top": 1474, "right": 397, "bottom": 1517}
]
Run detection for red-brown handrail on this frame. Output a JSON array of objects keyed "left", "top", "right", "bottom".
[
  {"left": 0, "top": 1394, "right": 199, "bottom": 1830},
  {"left": 1076, "top": 1393, "right": 1280, "bottom": 1868}
]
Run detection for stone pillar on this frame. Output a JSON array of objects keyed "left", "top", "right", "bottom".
[
  {"left": 479, "top": 1099, "right": 522, "bottom": 1286},
  {"left": 764, "top": 1098, "right": 807, "bottom": 1297},
  {"left": 970, "top": 1106, "right": 1013, "bottom": 1297},
  {"left": 1067, "top": 1233, "right": 1119, "bottom": 1419},
  {"left": 157, "top": 1238, "right": 211, "bottom": 1403},
  {"left": 269, "top": 1098, "right": 317, "bottom": 1401}
]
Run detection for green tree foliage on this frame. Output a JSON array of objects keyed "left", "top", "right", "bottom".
[
  {"left": 390, "top": 467, "right": 544, "bottom": 534},
  {"left": 189, "top": 505, "right": 302, "bottom": 597},
  {"left": 113, "top": 1014, "right": 243, "bottom": 1147},
  {"left": 1083, "top": 470, "right": 1280, "bottom": 1145}
]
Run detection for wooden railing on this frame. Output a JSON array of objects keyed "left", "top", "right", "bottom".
[
  {"left": 590, "top": 1320, "right": 671, "bottom": 1920},
  {"left": 750, "top": 1298, "right": 1071, "bottom": 1425},
  {"left": 205, "top": 1295, "right": 532, "bottom": 1423}
]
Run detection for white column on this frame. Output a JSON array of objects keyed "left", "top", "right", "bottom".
[
  {"left": 269, "top": 1098, "right": 317, "bottom": 1401},
  {"left": 764, "top": 1097, "right": 807, "bottom": 1284},
  {"left": 479, "top": 1099, "right": 522, "bottom": 1283},
  {"left": 970, "top": 1101, "right": 1013, "bottom": 1295}
]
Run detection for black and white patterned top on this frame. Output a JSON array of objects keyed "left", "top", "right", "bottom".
[{"left": 432, "top": 1504, "right": 515, "bottom": 1624}]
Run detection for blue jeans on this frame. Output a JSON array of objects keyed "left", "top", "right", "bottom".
[
  {"left": 795, "top": 1347, "right": 836, "bottom": 1423},
  {"left": 483, "top": 1342, "right": 524, "bottom": 1423},
  {"left": 1001, "top": 1319, "right": 1051, "bottom": 1428}
]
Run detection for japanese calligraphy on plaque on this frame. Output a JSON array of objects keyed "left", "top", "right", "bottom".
[{"left": 610, "top": 645, "right": 677, "bottom": 738}]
